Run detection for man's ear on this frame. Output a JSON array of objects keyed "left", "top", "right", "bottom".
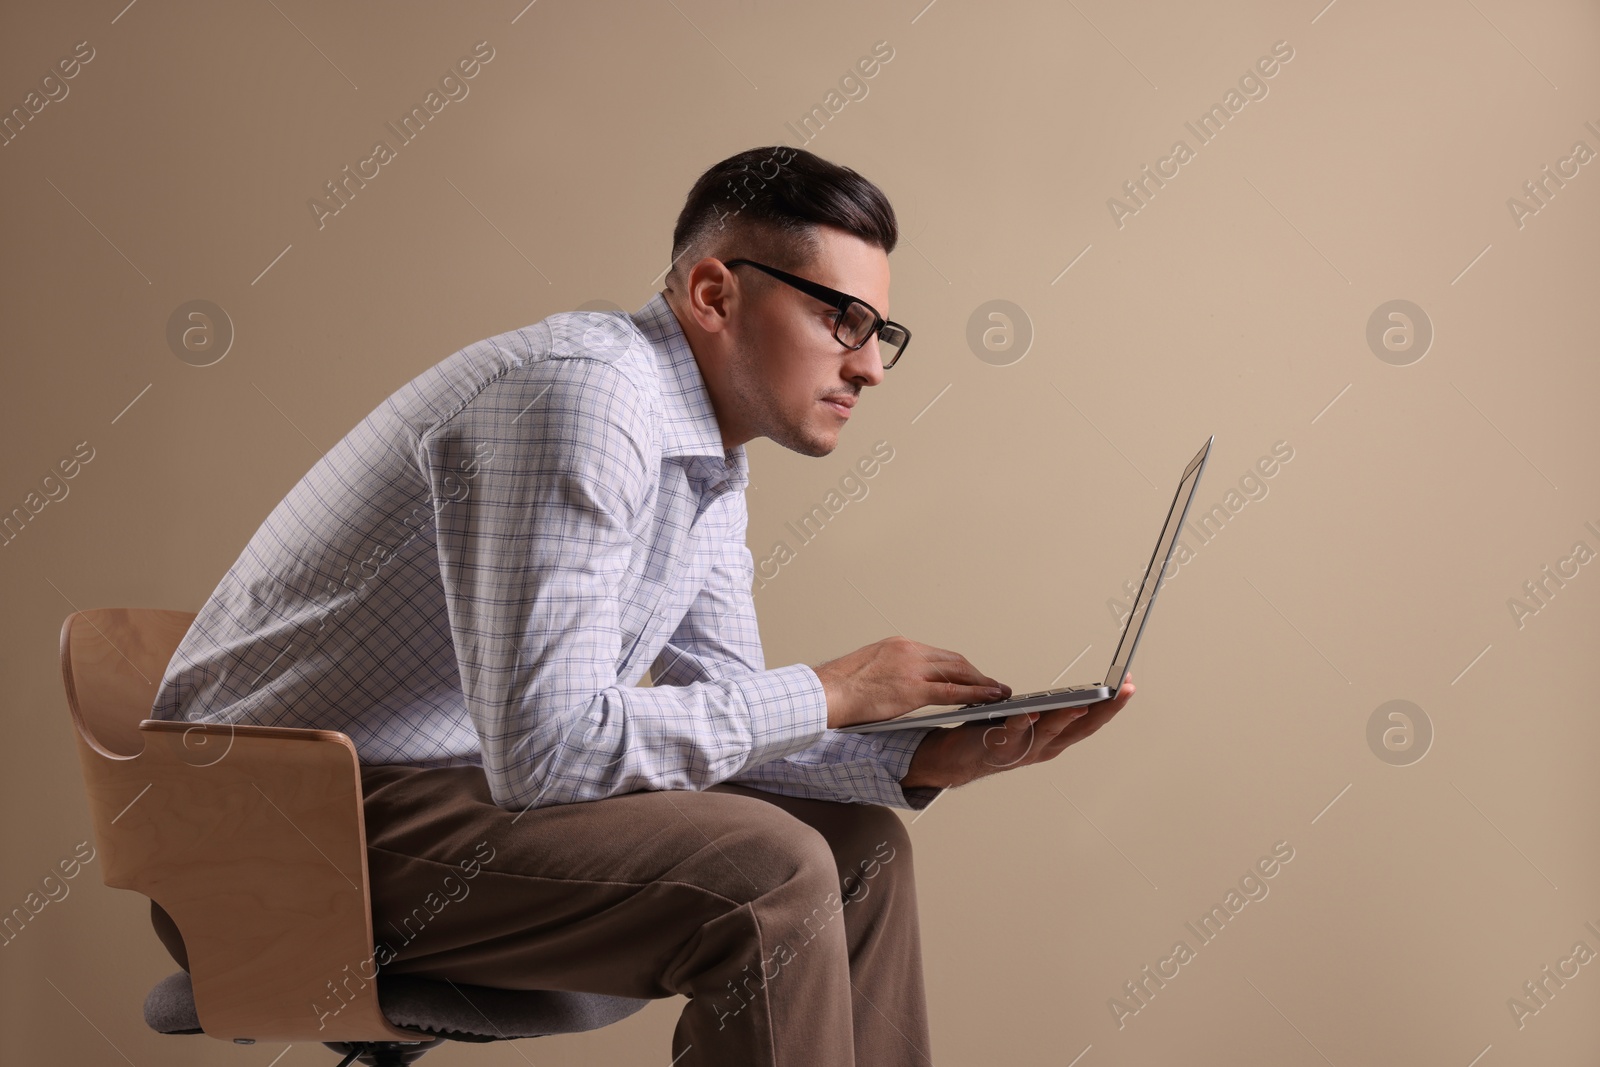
[{"left": 683, "top": 257, "right": 737, "bottom": 336}]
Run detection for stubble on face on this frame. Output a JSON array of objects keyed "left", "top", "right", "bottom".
[{"left": 725, "top": 327, "right": 837, "bottom": 458}]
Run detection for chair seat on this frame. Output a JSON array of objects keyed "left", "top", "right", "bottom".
[{"left": 145, "top": 971, "right": 652, "bottom": 1042}]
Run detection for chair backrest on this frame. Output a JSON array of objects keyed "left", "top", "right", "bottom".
[
  {"left": 62, "top": 607, "right": 194, "bottom": 759},
  {"left": 60, "top": 608, "right": 423, "bottom": 1044}
]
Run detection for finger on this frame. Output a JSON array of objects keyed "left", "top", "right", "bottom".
[
  {"left": 972, "top": 682, "right": 1128, "bottom": 742},
  {"left": 934, "top": 680, "right": 1009, "bottom": 705},
  {"left": 1041, "top": 701, "right": 1125, "bottom": 755},
  {"left": 894, "top": 641, "right": 975, "bottom": 683},
  {"left": 1093, "top": 682, "right": 1136, "bottom": 710},
  {"left": 1029, "top": 708, "right": 1091, "bottom": 752},
  {"left": 913, "top": 647, "right": 1008, "bottom": 689},
  {"left": 923, "top": 658, "right": 1006, "bottom": 690},
  {"left": 1034, "top": 685, "right": 1134, "bottom": 757},
  {"left": 909, "top": 642, "right": 975, "bottom": 665},
  {"left": 930, "top": 671, "right": 1009, "bottom": 697},
  {"left": 1035, "top": 706, "right": 1091, "bottom": 738}
]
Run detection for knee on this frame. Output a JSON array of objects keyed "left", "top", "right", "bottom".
[
  {"left": 838, "top": 806, "right": 912, "bottom": 902},
  {"left": 714, "top": 800, "right": 840, "bottom": 905},
  {"left": 770, "top": 819, "right": 841, "bottom": 902}
]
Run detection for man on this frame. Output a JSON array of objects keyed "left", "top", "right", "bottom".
[{"left": 150, "top": 145, "right": 1136, "bottom": 1066}]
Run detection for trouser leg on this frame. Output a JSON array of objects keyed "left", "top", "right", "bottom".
[
  {"left": 358, "top": 764, "right": 866, "bottom": 1067},
  {"left": 709, "top": 782, "right": 932, "bottom": 1067}
]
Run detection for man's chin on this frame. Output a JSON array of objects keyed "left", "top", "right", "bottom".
[{"left": 769, "top": 422, "right": 838, "bottom": 458}]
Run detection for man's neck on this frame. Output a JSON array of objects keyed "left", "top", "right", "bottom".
[{"left": 661, "top": 290, "right": 748, "bottom": 454}]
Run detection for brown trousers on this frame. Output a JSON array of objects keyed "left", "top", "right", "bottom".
[{"left": 152, "top": 763, "right": 932, "bottom": 1067}]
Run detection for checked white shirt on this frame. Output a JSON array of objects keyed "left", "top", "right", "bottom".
[{"left": 151, "top": 293, "right": 940, "bottom": 812}]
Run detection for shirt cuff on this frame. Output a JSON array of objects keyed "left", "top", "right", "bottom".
[
  {"left": 738, "top": 663, "right": 830, "bottom": 770},
  {"left": 869, "top": 726, "right": 945, "bottom": 810}
]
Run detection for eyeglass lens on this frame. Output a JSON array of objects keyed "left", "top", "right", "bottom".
[{"left": 836, "top": 302, "right": 905, "bottom": 366}]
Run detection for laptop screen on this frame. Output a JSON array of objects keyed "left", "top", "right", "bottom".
[{"left": 1102, "top": 437, "right": 1212, "bottom": 690}]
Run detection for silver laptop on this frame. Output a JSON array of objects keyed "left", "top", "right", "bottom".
[{"left": 839, "top": 435, "right": 1213, "bottom": 734}]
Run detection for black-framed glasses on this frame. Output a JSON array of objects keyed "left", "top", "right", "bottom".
[{"left": 723, "top": 259, "right": 910, "bottom": 369}]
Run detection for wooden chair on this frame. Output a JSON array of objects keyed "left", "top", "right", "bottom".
[{"left": 60, "top": 608, "right": 650, "bottom": 1066}]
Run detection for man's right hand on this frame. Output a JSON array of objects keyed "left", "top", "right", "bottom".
[{"left": 813, "top": 637, "right": 1011, "bottom": 730}]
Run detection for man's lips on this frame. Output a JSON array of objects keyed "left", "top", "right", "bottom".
[{"left": 823, "top": 396, "right": 855, "bottom": 417}]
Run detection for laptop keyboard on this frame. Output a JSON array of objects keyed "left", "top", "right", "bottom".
[{"left": 961, "top": 683, "right": 1101, "bottom": 709}]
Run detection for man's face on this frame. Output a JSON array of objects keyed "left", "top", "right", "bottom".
[{"left": 724, "top": 226, "right": 890, "bottom": 457}]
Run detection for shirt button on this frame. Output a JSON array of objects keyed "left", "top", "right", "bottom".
[{"left": 870, "top": 740, "right": 884, "bottom": 753}]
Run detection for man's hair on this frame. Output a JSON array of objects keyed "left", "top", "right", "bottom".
[{"left": 664, "top": 146, "right": 897, "bottom": 294}]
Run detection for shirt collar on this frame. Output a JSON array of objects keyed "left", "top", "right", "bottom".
[{"left": 630, "top": 292, "right": 749, "bottom": 492}]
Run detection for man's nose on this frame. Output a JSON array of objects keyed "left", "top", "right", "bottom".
[{"left": 846, "top": 334, "right": 886, "bottom": 386}]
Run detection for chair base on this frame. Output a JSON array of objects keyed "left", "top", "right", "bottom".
[
  {"left": 144, "top": 970, "right": 652, "bottom": 1045},
  {"left": 322, "top": 1039, "right": 445, "bottom": 1067}
]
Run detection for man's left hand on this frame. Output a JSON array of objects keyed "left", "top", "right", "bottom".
[{"left": 898, "top": 674, "right": 1136, "bottom": 790}]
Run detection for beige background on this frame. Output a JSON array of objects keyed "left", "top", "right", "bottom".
[{"left": 3, "top": 0, "right": 1597, "bottom": 1063}]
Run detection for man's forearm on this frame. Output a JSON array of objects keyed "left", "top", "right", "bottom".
[{"left": 899, "top": 726, "right": 953, "bottom": 790}]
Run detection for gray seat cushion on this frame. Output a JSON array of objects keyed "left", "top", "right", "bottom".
[{"left": 144, "top": 971, "right": 651, "bottom": 1041}]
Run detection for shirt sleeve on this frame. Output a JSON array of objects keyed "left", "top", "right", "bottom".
[
  {"left": 423, "top": 354, "right": 827, "bottom": 812},
  {"left": 651, "top": 489, "right": 945, "bottom": 812}
]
